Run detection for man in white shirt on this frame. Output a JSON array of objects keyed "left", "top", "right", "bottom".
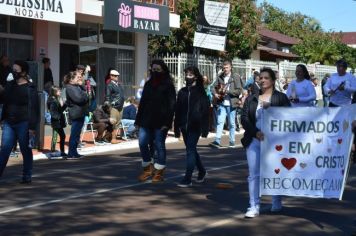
[{"left": 323, "top": 59, "right": 356, "bottom": 107}]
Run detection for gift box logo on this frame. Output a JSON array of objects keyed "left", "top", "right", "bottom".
[{"left": 118, "top": 3, "right": 132, "bottom": 28}]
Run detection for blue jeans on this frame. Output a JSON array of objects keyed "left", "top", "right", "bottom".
[
  {"left": 0, "top": 121, "right": 33, "bottom": 178},
  {"left": 139, "top": 127, "right": 168, "bottom": 166},
  {"left": 181, "top": 129, "right": 205, "bottom": 179},
  {"left": 246, "top": 138, "right": 281, "bottom": 207},
  {"left": 68, "top": 117, "right": 84, "bottom": 157},
  {"left": 215, "top": 105, "right": 236, "bottom": 144},
  {"left": 323, "top": 96, "right": 329, "bottom": 107},
  {"left": 121, "top": 119, "right": 136, "bottom": 136}
]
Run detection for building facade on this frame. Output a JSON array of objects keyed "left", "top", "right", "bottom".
[{"left": 0, "top": 0, "right": 180, "bottom": 103}]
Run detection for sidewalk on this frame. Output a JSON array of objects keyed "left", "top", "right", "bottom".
[{"left": 32, "top": 127, "right": 243, "bottom": 161}]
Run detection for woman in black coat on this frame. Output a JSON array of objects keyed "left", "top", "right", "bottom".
[
  {"left": 135, "top": 59, "right": 176, "bottom": 183},
  {"left": 64, "top": 71, "right": 88, "bottom": 159},
  {"left": 174, "top": 66, "right": 210, "bottom": 187},
  {"left": 0, "top": 60, "right": 39, "bottom": 183},
  {"left": 241, "top": 67, "right": 291, "bottom": 218},
  {"left": 47, "top": 86, "right": 67, "bottom": 157}
]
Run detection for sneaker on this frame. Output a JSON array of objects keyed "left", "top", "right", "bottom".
[
  {"left": 177, "top": 178, "right": 192, "bottom": 188},
  {"left": 95, "top": 140, "right": 105, "bottom": 146},
  {"left": 20, "top": 177, "right": 32, "bottom": 184},
  {"left": 229, "top": 142, "right": 236, "bottom": 148},
  {"left": 245, "top": 205, "right": 260, "bottom": 218},
  {"left": 196, "top": 171, "right": 207, "bottom": 183},
  {"left": 209, "top": 141, "right": 222, "bottom": 148},
  {"left": 60, "top": 152, "right": 68, "bottom": 157}
]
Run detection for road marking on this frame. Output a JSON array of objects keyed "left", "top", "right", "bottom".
[{"left": 0, "top": 162, "right": 247, "bottom": 215}]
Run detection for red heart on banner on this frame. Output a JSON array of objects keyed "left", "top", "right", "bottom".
[
  {"left": 338, "top": 138, "right": 343, "bottom": 144},
  {"left": 274, "top": 168, "right": 280, "bottom": 174},
  {"left": 275, "top": 145, "right": 283, "bottom": 151},
  {"left": 281, "top": 158, "right": 297, "bottom": 170}
]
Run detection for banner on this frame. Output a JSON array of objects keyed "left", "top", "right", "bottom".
[
  {"left": 193, "top": 0, "right": 230, "bottom": 51},
  {"left": 0, "top": 0, "right": 75, "bottom": 24},
  {"left": 104, "top": 0, "right": 170, "bottom": 36},
  {"left": 260, "top": 105, "right": 356, "bottom": 199}
]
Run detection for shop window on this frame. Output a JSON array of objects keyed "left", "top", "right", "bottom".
[
  {"left": 60, "top": 23, "right": 78, "bottom": 40},
  {"left": 9, "top": 17, "right": 33, "bottom": 35},
  {"left": 8, "top": 39, "right": 32, "bottom": 61},
  {"left": 0, "top": 16, "right": 7, "bottom": 33},
  {"left": 79, "top": 22, "right": 98, "bottom": 43},
  {"left": 119, "top": 31, "right": 134, "bottom": 46},
  {"left": 99, "top": 25, "right": 118, "bottom": 44}
]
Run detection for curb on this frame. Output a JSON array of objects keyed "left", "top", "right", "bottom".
[{"left": 33, "top": 132, "right": 236, "bottom": 161}]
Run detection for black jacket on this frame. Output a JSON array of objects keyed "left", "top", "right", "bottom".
[
  {"left": 0, "top": 80, "right": 39, "bottom": 130},
  {"left": 106, "top": 81, "right": 125, "bottom": 111},
  {"left": 65, "top": 84, "right": 89, "bottom": 120},
  {"left": 174, "top": 84, "right": 210, "bottom": 137},
  {"left": 211, "top": 73, "right": 244, "bottom": 108},
  {"left": 241, "top": 90, "right": 291, "bottom": 148},
  {"left": 93, "top": 106, "right": 110, "bottom": 124},
  {"left": 135, "top": 78, "right": 176, "bottom": 129},
  {"left": 47, "top": 96, "right": 67, "bottom": 129}
]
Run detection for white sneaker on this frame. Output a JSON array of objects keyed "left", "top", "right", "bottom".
[{"left": 245, "top": 205, "right": 260, "bottom": 218}]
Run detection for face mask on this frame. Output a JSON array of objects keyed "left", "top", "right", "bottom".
[
  {"left": 185, "top": 76, "right": 195, "bottom": 86},
  {"left": 151, "top": 71, "right": 164, "bottom": 79}
]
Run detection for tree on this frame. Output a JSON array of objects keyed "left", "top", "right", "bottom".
[
  {"left": 148, "top": 0, "right": 261, "bottom": 59},
  {"left": 260, "top": 1, "right": 356, "bottom": 69}
]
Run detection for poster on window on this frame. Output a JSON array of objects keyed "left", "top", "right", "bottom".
[
  {"left": 193, "top": 0, "right": 230, "bottom": 51},
  {"left": 104, "top": 0, "right": 170, "bottom": 36},
  {"left": 260, "top": 105, "right": 356, "bottom": 200}
]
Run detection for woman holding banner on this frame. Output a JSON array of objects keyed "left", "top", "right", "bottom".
[
  {"left": 241, "top": 67, "right": 291, "bottom": 218},
  {"left": 286, "top": 64, "right": 316, "bottom": 107}
]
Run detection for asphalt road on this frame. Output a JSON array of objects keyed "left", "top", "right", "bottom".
[{"left": 0, "top": 136, "right": 355, "bottom": 236}]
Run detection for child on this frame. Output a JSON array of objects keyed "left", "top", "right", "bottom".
[{"left": 47, "top": 86, "right": 67, "bottom": 157}]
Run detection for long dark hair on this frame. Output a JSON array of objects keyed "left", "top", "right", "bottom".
[
  {"left": 150, "top": 59, "right": 172, "bottom": 82},
  {"left": 184, "top": 66, "right": 204, "bottom": 89},
  {"left": 296, "top": 64, "right": 311, "bottom": 80},
  {"left": 260, "top": 67, "right": 277, "bottom": 81}
]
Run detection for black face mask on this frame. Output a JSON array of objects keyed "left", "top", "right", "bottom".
[
  {"left": 12, "top": 71, "right": 21, "bottom": 80},
  {"left": 151, "top": 71, "right": 164, "bottom": 79},
  {"left": 185, "top": 77, "right": 195, "bottom": 86}
]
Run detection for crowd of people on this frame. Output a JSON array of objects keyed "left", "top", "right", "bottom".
[{"left": 0, "top": 56, "right": 355, "bottom": 219}]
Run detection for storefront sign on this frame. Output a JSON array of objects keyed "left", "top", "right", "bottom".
[
  {"left": 0, "top": 0, "right": 75, "bottom": 24},
  {"left": 260, "top": 105, "right": 356, "bottom": 199},
  {"left": 104, "top": 0, "right": 170, "bottom": 36},
  {"left": 193, "top": 0, "right": 230, "bottom": 51}
]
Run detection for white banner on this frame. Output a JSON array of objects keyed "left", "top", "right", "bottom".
[
  {"left": 0, "top": 0, "right": 75, "bottom": 24},
  {"left": 260, "top": 105, "right": 356, "bottom": 199},
  {"left": 193, "top": 0, "right": 230, "bottom": 51}
]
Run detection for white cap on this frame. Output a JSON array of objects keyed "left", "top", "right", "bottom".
[{"left": 110, "top": 70, "right": 120, "bottom": 76}]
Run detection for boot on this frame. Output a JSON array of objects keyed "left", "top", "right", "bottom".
[
  {"left": 110, "top": 130, "right": 119, "bottom": 144},
  {"left": 138, "top": 164, "right": 154, "bottom": 182},
  {"left": 152, "top": 168, "right": 165, "bottom": 183}
]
